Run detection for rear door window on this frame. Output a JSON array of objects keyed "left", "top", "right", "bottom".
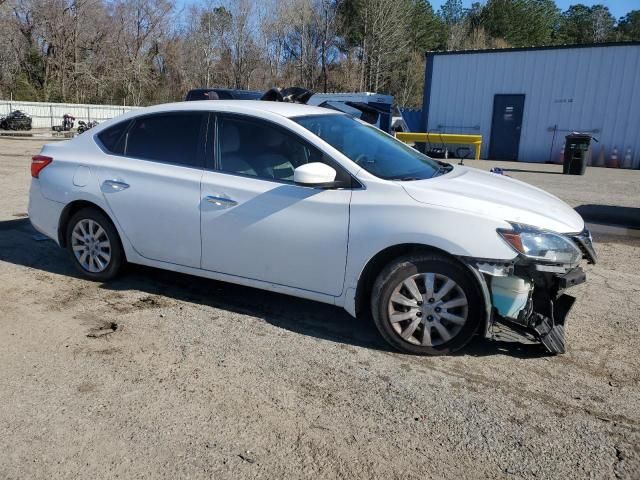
[{"left": 123, "top": 113, "right": 206, "bottom": 168}]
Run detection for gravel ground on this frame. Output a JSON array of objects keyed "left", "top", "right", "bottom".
[{"left": 0, "top": 138, "right": 639, "bottom": 479}]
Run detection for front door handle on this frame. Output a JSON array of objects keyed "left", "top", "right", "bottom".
[
  {"left": 101, "top": 179, "right": 130, "bottom": 192},
  {"left": 205, "top": 195, "right": 238, "bottom": 208}
]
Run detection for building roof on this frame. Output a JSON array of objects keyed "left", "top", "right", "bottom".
[{"left": 426, "top": 41, "right": 640, "bottom": 57}]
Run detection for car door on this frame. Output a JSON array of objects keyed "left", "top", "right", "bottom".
[
  {"left": 96, "top": 111, "right": 207, "bottom": 268},
  {"left": 200, "top": 114, "right": 352, "bottom": 296}
]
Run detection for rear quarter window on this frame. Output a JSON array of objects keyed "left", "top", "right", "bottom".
[{"left": 97, "top": 121, "right": 130, "bottom": 155}]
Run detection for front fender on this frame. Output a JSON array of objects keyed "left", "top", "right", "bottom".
[{"left": 339, "top": 185, "right": 517, "bottom": 316}]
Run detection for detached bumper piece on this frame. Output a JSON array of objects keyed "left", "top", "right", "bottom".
[
  {"left": 488, "top": 266, "right": 586, "bottom": 355},
  {"left": 493, "top": 294, "right": 575, "bottom": 354},
  {"left": 529, "top": 294, "right": 575, "bottom": 354}
]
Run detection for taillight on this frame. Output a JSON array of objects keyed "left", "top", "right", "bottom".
[{"left": 31, "top": 155, "right": 53, "bottom": 178}]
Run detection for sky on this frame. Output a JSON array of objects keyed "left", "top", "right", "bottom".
[{"left": 430, "top": 1, "right": 636, "bottom": 19}]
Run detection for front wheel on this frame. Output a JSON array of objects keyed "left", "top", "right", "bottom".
[
  {"left": 371, "top": 253, "right": 483, "bottom": 355},
  {"left": 66, "top": 208, "right": 124, "bottom": 281}
]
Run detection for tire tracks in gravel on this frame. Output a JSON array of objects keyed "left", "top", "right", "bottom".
[{"left": 393, "top": 353, "right": 640, "bottom": 433}]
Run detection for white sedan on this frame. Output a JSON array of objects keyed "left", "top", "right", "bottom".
[{"left": 28, "top": 101, "right": 596, "bottom": 355}]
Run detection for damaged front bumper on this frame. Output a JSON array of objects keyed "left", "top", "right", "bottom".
[{"left": 465, "top": 230, "right": 596, "bottom": 354}]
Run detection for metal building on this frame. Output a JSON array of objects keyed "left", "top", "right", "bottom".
[{"left": 421, "top": 42, "right": 640, "bottom": 168}]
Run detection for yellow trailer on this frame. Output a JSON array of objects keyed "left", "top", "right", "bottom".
[{"left": 396, "top": 132, "right": 483, "bottom": 161}]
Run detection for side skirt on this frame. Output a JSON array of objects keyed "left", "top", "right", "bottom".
[{"left": 126, "top": 256, "right": 338, "bottom": 306}]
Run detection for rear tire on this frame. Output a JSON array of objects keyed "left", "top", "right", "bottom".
[
  {"left": 371, "top": 253, "right": 483, "bottom": 355},
  {"left": 66, "top": 208, "right": 124, "bottom": 281}
]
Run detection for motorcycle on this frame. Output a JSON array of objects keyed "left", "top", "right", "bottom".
[
  {"left": 52, "top": 114, "right": 75, "bottom": 132},
  {"left": 77, "top": 120, "right": 98, "bottom": 134}
]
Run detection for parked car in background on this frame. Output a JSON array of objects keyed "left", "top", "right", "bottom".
[
  {"left": 186, "top": 87, "right": 394, "bottom": 132},
  {"left": 0, "top": 110, "right": 32, "bottom": 131},
  {"left": 184, "top": 88, "right": 263, "bottom": 101},
  {"left": 28, "top": 101, "right": 595, "bottom": 356}
]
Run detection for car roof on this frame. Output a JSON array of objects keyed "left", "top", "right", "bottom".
[{"left": 131, "top": 100, "right": 336, "bottom": 119}]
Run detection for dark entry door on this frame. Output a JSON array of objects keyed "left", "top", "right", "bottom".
[{"left": 489, "top": 94, "right": 525, "bottom": 161}]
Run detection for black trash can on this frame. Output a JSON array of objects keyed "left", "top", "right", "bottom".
[{"left": 563, "top": 134, "right": 592, "bottom": 175}]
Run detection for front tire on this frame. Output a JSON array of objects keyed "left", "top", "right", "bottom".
[
  {"left": 66, "top": 208, "right": 124, "bottom": 281},
  {"left": 371, "top": 253, "right": 483, "bottom": 355}
]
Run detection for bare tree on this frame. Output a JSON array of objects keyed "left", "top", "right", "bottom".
[
  {"left": 182, "top": 2, "right": 231, "bottom": 89},
  {"left": 106, "top": 0, "right": 174, "bottom": 105},
  {"left": 222, "top": 0, "right": 260, "bottom": 89},
  {"left": 3, "top": 0, "right": 628, "bottom": 108},
  {"left": 355, "top": 0, "right": 412, "bottom": 92},
  {"left": 314, "top": 0, "right": 341, "bottom": 92}
]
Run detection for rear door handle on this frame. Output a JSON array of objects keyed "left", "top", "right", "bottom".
[
  {"left": 101, "top": 179, "right": 130, "bottom": 192},
  {"left": 205, "top": 195, "right": 237, "bottom": 208}
]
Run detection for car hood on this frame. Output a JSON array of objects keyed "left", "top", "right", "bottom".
[{"left": 401, "top": 166, "right": 584, "bottom": 234}]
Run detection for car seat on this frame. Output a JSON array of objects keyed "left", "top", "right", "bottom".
[
  {"left": 254, "top": 129, "right": 296, "bottom": 181},
  {"left": 220, "top": 123, "right": 256, "bottom": 176}
]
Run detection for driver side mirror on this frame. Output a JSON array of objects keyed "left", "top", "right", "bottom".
[{"left": 294, "top": 162, "right": 339, "bottom": 188}]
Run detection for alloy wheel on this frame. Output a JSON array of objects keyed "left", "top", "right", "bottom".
[
  {"left": 387, "top": 272, "right": 468, "bottom": 346},
  {"left": 71, "top": 218, "right": 112, "bottom": 273}
]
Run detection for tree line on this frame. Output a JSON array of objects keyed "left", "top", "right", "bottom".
[{"left": 0, "top": 0, "right": 638, "bottom": 108}]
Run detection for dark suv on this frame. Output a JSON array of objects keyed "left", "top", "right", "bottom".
[{"left": 184, "top": 88, "right": 263, "bottom": 101}]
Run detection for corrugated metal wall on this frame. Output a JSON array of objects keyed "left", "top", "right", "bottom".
[
  {"left": 0, "top": 100, "right": 140, "bottom": 129},
  {"left": 426, "top": 44, "right": 640, "bottom": 167}
]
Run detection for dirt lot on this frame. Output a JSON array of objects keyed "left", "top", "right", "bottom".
[{"left": 1, "top": 137, "right": 639, "bottom": 479}]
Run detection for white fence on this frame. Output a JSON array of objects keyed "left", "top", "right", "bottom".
[{"left": 0, "top": 100, "right": 140, "bottom": 129}]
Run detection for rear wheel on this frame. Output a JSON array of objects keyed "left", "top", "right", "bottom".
[
  {"left": 371, "top": 253, "right": 483, "bottom": 355},
  {"left": 66, "top": 208, "right": 124, "bottom": 281}
]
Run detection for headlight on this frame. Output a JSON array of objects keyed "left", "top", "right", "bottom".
[{"left": 497, "top": 223, "right": 582, "bottom": 265}]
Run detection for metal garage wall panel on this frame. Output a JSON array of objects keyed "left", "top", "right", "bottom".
[{"left": 426, "top": 44, "right": 640, "bottom": 167}]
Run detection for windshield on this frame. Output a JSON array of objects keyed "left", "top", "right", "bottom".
[{"left": 293, "top": 114, "right": 445, "bottom": 180}]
